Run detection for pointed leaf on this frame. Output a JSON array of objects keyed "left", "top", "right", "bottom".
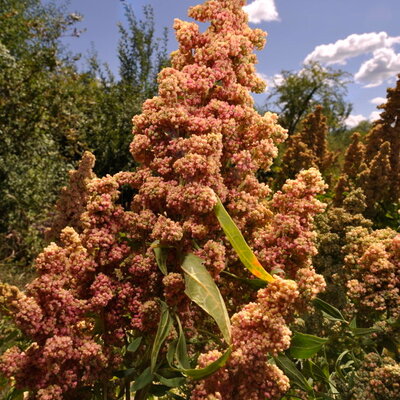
[
  {"left": 222, "top": 270, "right": 267, "bottom": 289},
  {"left": 179, "top": 347, "right": 232, "bottom": 380},
  {"left": 214, "top": 197, "right": 275, "bottom": 283},
  {"left": 275, "top": 353, "right": 313, "bottom": 393},
  {"left": 290, "top": 332, "right": 328, "bottom": 359},
  {"left": 313, "top": 298, "right": 347, "bottom": 323},
  {"left": 151, "top": 301, "right": 173, "bottom": 373},
  {"left": 182, "top": 253, "right": 231, "bottom": 344},
  {"left": 175, "top": 315, "right": 191, "bottom": 369},
  {"left": 127, "top": 336, "right": 142, "bottom": 353},
  {"left": 131, "top": 367, "right": 153, "bottom": 392},
  {"left": 156, "top": 374, "right": 186, "bottom": 388}
]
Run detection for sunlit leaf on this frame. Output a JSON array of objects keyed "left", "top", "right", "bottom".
[
  {"left": 151, "top": 301, "right": 173, "bottom": 373},
  {"left": 179, "top": 347, "right": 232, "bottom": 380},
  {"left": 182, "top": 253, "right": 231, "bottom": 344},
  {"left": 214, "top": 197, "right": 275, "bottom": 283},
  {"left": 290, "top": 332, "right": 328, "bottom": 359}
]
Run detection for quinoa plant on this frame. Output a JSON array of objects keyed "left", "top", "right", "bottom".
[{"left": 0, "top": 1, "right": 326, "bottom": 399}]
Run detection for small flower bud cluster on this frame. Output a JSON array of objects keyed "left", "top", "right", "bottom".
[
  {"left": 351, "top": 353, "right": 400, "bottom": 400},
  {"left": 344, "top": 227, "right": 400, "bottom": 323}
]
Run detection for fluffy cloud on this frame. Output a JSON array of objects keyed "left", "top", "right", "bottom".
[
  {"left": 243, "top": 0, "right": 279, "bottom": 24},
  {"left": 370, "top": 97, "right": 387, "bottom": 105},
  {"left": 305, "top": 32, "right": 400, "bottom": 65},
  {"left": 344, "top": 114, "right": 367, "bottom": 128},
  {"left": 369, "top": 111, "right": 381, "bottom": 122},
  {"left": 355, "top": 48, "right": 400, "bottom": 87}
]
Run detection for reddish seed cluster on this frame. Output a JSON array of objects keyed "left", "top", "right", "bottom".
[{"left": 0, "top": 0, "right": 327, "bottom": 398}]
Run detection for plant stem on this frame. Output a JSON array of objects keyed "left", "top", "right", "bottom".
[{"left": 125, "top": 380, "right": 131, "bottom": 400}]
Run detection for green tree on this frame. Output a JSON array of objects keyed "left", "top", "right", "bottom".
[
  {"left": 0, "top": 0, "right": 96, "bottom": 265},
  {"left": 86, "top": 3, "right": 168, "bottom": 176},
  {"left": 265, "top": 61, "right": 352, "bottom": 136}
]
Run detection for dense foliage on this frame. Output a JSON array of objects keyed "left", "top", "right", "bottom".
[
  {"left": 0, "top": 0, "right": 167, "bottom": 267},
  {"left": 0, "top": 0, "right": 399, "bottom": 399}
]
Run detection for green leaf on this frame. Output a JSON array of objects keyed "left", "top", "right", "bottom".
[
  {"left": 167, "top": 339, "right": 177, "bottom": 367},
  {"left": 151, "top": 301, "right": 173, "bottom": 373},
  {"left": 275, "top": 353, "right": 313, "bottom": 393},
  {"left": 214, "top": 197, "right": 275, "bottom": 283},
  {"left": 309, "top": 360, "right": 330, "bottom": 383},
  {"left": 181, "top": 253, "right": 231, "bottom": 344},
  {"left": 131, "top": 367, "right": 153, "bottom": 392},
  {"left": 351, "top": 327, "right": 381, "bottom": 336},
  {"left": 149, "top": 384, "right": 170, "bottom": 396},
  {"left": 222, "top": 270, "right": 267, "bottom": 289},
  {"left": 175, "top": 314, "right": 191, "bottom": 369},
  {"left": 156, "top": 374, "right": 186, "bottom": 388},
  {"left": 127, "top": 336, "right": 142, "bottom": 353},
  {"left": 179, "top": 347, "right": 232, "bottom": 380},
  {"left": 152, "top": 240, "right": 168, "bottom": 275},
  {"left": 313, "top": 298, "right": 347, "bottom": 323},
  {"left": 335, "top": 350, "right": 350, "bottom": 382},
  {"left": 113, "top": 368, "right": 135, "bottom": 379},
  {"left": 290, "top": 332, "right": 328, "bottom": 359}
]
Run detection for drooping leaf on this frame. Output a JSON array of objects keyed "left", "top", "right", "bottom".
[
  {"left": 290, "top": 332, "right": 328, "bottom": 359},
  {"left": 275, "top": 353, "right": 313, "bottom": 393},
  {"left": 127, "top": 336, "right": 142, "bottom": 353},
  {"left": 175, "top": 314, "right": 191, "bottom": 369},
  {"left": 313, "top": 298, "right": 347, "bottom": 323},
  {"left": 151, "top": 301, "right": 173, "bottom": 373},
  {"left": 131, "top": 367, "right": 153, "bottom": 392},
  {"left": 214, "top": 197, "right": 275, "bottom": 283},
  {"left": 179, "top": 347, "right": 232, "bottom": 380},
  {"left": 181, "top": 253, "right": 231, "bottom": 344},
  {"left": 152, "top": 240, "right": 168, "bottom": 275}
]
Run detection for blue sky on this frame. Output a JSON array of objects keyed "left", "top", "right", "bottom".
[{"left": 64, "top": 0, "right": 400, "bottom": 128}]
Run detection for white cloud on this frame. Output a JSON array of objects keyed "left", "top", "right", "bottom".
[
  {"left": 345, "top": 114, "right": 367, "bottom": 128},
  {"left": 243, "top": 0, "right": 279, "bottom": 24},
  {"left": 369, "top": 111, "right": 381, "bottom": 122},
  {"left": 305, "top": 32, "right": 400, "bottom": 65},
  {"left": 355, "top": 47, "right": 400, "bottom": 87},
  {"left": 370, "top": 97, "right": 387, "bottom": 105},
  {"left": 255, "top": 72, "right": 284, "bottom": 92}
]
